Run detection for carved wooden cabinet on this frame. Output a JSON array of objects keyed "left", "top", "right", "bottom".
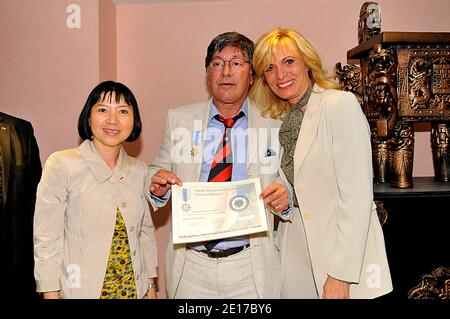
[
  {"left": 374, "top": 177, "right": 450, "bottom": 299},
  {"left": 340, "top": 32, "right": 450, "bottom": 188}
]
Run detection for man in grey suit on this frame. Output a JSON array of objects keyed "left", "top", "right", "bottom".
[{"left": 146, "top": 32, "right": 288, "bottom": 298}]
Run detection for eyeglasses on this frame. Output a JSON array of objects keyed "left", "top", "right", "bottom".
[{"left": 209, "top": 58, "right": 250, "bottom": 71}]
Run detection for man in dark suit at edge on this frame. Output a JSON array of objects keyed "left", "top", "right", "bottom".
[{"left": 0, "top": 112, "right": 42, "bottom": 299}]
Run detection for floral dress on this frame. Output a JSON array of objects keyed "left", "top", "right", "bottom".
[{"left": 100, "top": 208, "right": 137, "bottom": 299}]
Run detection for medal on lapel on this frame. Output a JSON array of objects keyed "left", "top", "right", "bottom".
[{"left": 191, "top": 130, "right": 201, "bottom": 158}]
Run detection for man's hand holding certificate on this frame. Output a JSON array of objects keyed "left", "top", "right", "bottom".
[{"left": 171, "top": 178, "right": 268, "bottom": 244}]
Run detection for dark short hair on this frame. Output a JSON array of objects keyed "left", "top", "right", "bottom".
[
  {"left": 78, "top": 81, "right": 142, "bottom": 142},
  {"left": 205, "top": 31, "right": 255, "bottom": 76}
]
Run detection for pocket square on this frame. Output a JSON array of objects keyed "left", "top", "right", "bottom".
[{"left": 265, "top": 148, "right": 276, "bottom": 157}]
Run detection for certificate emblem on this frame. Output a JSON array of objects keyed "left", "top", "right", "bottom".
[
  {"left": 181, "top": 188, "right": 191, "bottom": 212},
  {"left": 181, "top": 203, "right": 191, "bottom": 212},
  {"left": 229, "top": 195, "right": 249, "bottom": 212}
]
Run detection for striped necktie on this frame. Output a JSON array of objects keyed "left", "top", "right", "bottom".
[
  {"left": 204, "top": 111, "right": 244, "bottom": 251},
  {"left": 207, "top": 111, "right": 245, "bottom": 182}
]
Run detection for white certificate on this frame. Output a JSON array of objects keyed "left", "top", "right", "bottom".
[{"left": 171, "top": 178, "right": 268, "bottom": 244}]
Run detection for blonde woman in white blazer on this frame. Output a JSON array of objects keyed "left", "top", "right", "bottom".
[
  {"left": 34, "top": 81, "right": 158, "bottom": 299},
  {"left": 251, "top": 28, "right": 392, "bottom": 299}
]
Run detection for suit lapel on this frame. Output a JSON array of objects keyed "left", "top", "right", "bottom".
[
  {"left": 192, "top": 100, "right": 212, "bottom": 180},
  {"left": 247, "top": 101, "right": 264, "bottom": 171},
  {"left": 293, "top": 84, "right": 324, "bottom": 179},
  {"left": 0, "top": 116, "right": 11, "bottom": 204}
]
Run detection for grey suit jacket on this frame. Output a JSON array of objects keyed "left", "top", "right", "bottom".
[{"left": 146, "top": 98, "right": 282, "bottom": 298}]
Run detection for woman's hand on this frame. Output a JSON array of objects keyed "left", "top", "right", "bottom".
[
  {"left": 260, "top": 183, "right": 289, "bottom": 213},
  {"left": 42, "top": 291, "right": 60, "bottom": 299},
  {"left": 147, "top": 288, "right": 158, "bottom": 299},
  {"left": 322, "top": 275, "right": 350, "bottom": 299}
]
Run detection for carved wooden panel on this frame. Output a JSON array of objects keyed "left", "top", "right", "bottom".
[
  {"left": 340, "top": 32, "right": 450, "bottom": 188},
  {"left": 397, "top": 50, "right": 450, "bottom": 120}
]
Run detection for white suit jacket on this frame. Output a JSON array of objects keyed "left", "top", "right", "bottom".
[
  {"left": 146, "top": 98, "right": 282, "bottom": 298},
  {"left": 34, "top": 140, "right": 158, "bottom": 299},
  {"left": 281, "top": 84, "right": 392, "bottom": 298}
]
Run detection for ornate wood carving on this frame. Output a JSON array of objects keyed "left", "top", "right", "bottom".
[
  {"left": 408, "top": 266, "right": 450, "bottom": 299},
  {"left": 373, "top": 200, "right": 388, "bottom": 225},
  {"left": 338, "top": 2, "right": 450, "bottom": 188},
  {"left": 388, "top": 122, "right": 415, "bottom": 188},
  {"left": 334, "top": 62, "right": 363, "bottom": 103},
  {"left": 372, "top": 130, "right": 389, "bottom": 183},
  {"left": 367, "top": 43, "right": 398, "bottom": 138},
  {"left": 358, "top": 2, "right": 381, "bottom": 45},
  {"left": 431, "top": 122, "right": 450, "bottom": 181},
  {"left": 397, "top": 51, "right": 450, "bottom": 121}
]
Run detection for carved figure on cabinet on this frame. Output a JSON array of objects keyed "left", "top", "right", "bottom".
[{"left": 358, "top": 2, "right": 381, "bottom": 44}]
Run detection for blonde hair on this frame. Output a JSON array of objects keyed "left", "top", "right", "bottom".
[{"left": 250, "top": 27, "right": 341, "bottom": 119}]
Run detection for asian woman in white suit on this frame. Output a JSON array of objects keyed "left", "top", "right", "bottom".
[
  {"left": 251, "top": 27, "right": 392, "bottom": 299},
  {"left": 34, "top": 81, "right": 158, "bottom": 299}
]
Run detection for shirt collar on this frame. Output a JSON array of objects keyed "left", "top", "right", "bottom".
[
  {"left": 209, "top": 99, "right": 249, "bottom": 123},
  {"left": 78, "top": 139, "right": 131, "bottom": 183}
]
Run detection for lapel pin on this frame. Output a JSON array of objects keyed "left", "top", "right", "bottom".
[{"left": 191, "top": 131, "right": 201, "bottom": 157}]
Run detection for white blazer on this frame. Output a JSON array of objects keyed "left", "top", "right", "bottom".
[
  {"left": 282, "top": 84, "right": 393, "bottom": 298},
  {"left": 146, "top": 98, "right": 283, "bottom": 298},
  {"left": 34, "top": 140, "right": 158, "bottom": 298}
]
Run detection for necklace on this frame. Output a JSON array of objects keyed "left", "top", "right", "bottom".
[{"left": 293, "top": 85, "right": 313, "bottom": 110}]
